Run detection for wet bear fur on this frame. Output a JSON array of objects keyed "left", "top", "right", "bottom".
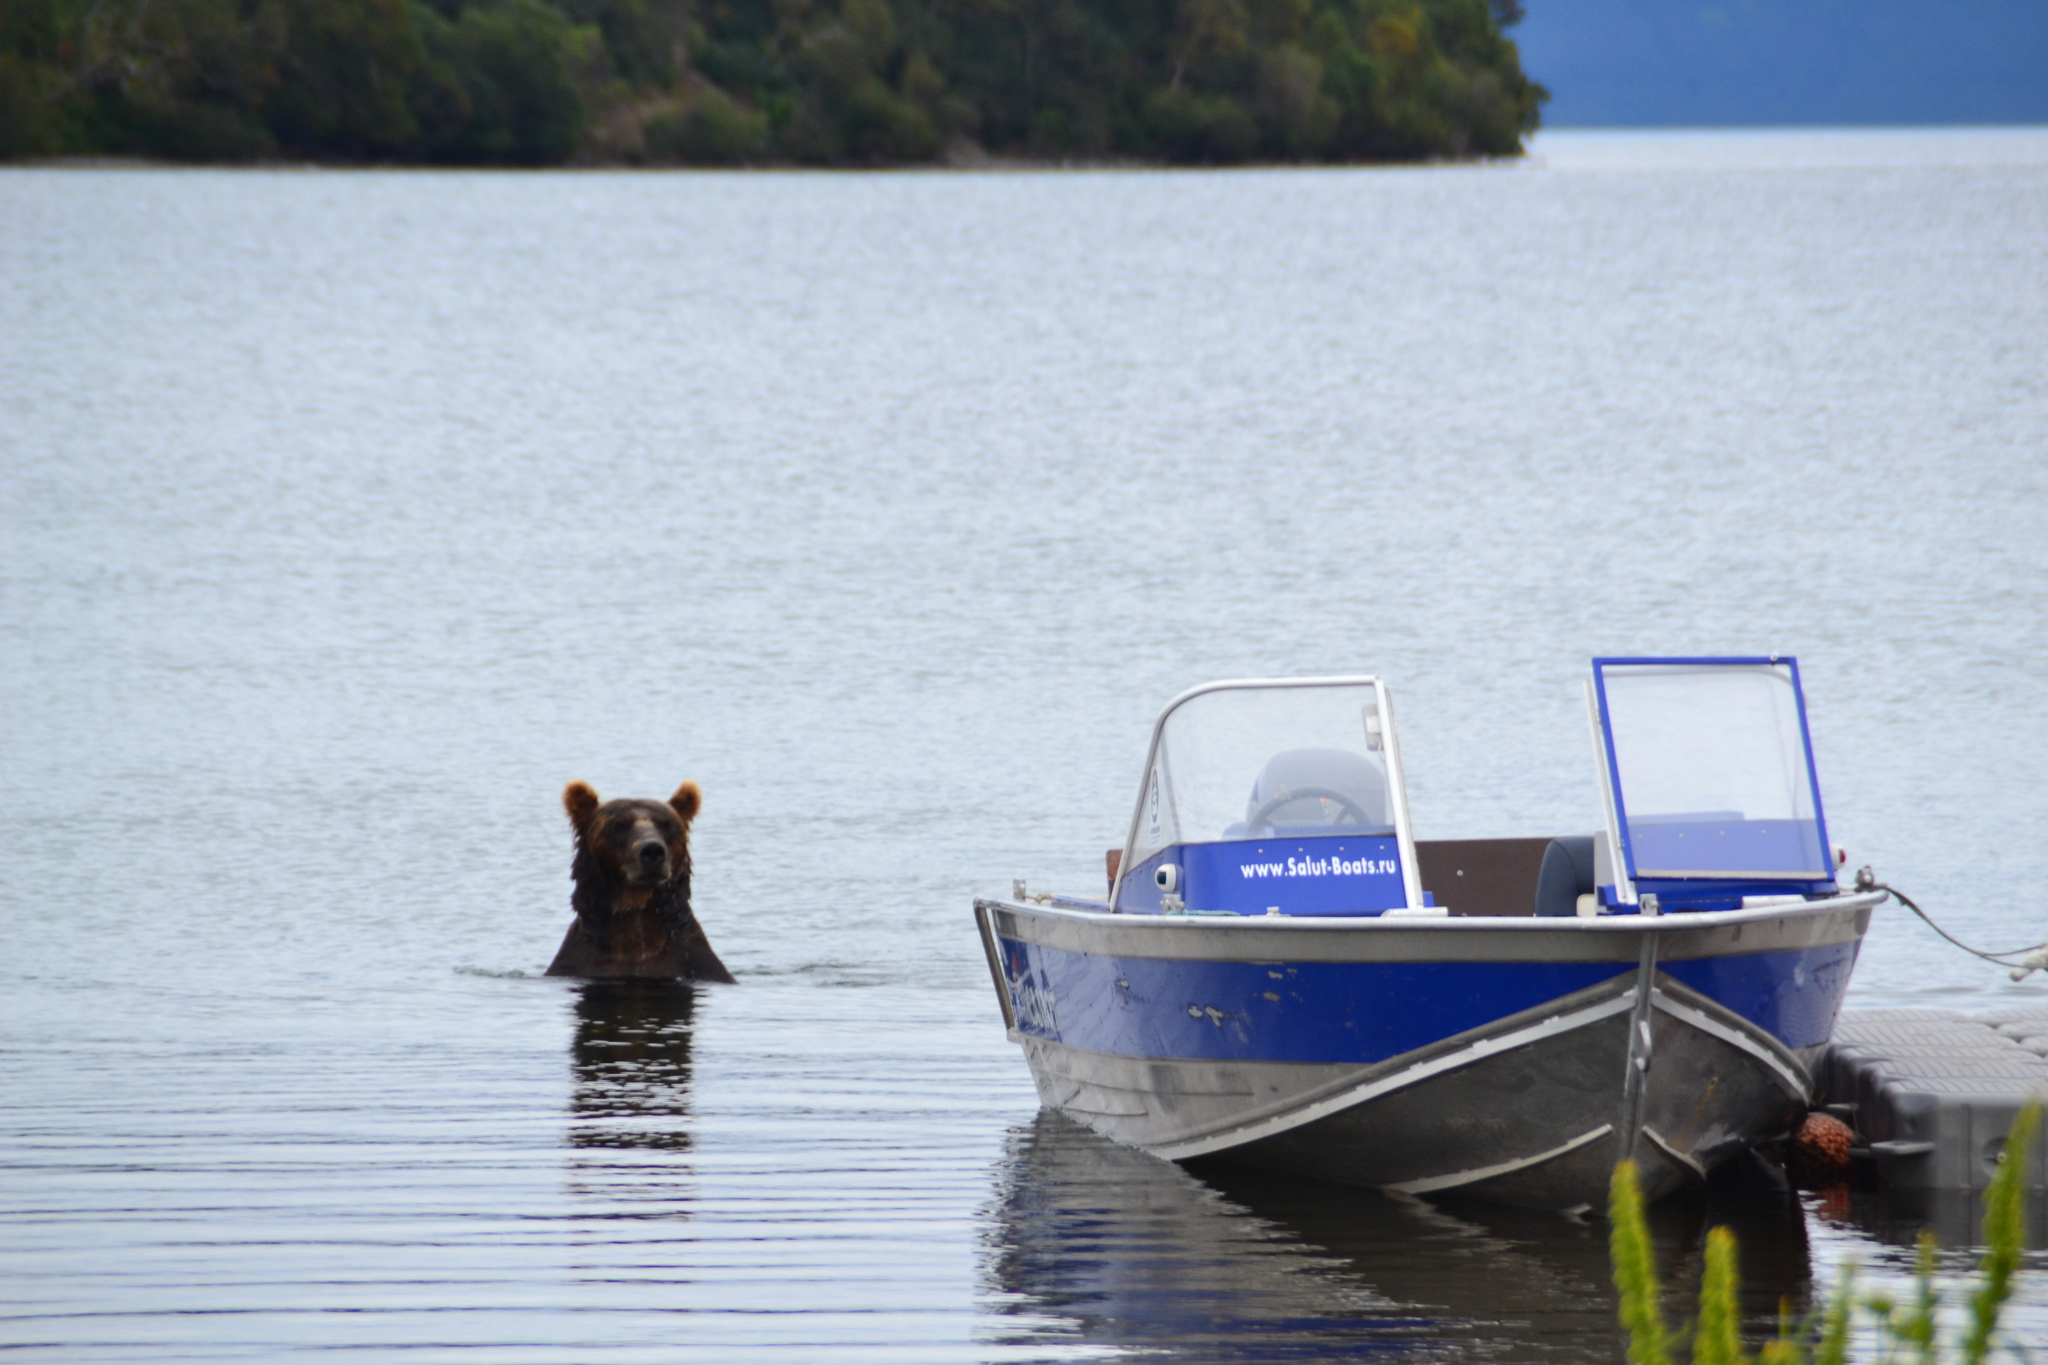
[{"left": 546, "top": 780, "right": 736, "bottom": 982}]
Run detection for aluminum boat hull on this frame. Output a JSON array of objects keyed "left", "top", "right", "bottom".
[{"left": 975, "top": 893, "right": 1880, "bottom": 1209}]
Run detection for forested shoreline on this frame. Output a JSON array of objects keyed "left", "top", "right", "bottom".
[{"left": 0, "top": 0, "right": 1542, "bottom": 165}]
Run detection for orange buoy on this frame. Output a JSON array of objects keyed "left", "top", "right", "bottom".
[{"left": 1789, "top": 1112, "right": 1855, "bottom": 1185}]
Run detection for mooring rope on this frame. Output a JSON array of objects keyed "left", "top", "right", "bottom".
[{"left": 1854, "top": 866, "right": 2048, "bottom": 977}]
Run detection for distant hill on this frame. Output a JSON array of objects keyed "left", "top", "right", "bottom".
[
  {"left": 0, "top": 0, "right": 1544, "bottom": 164},
  {"left": 1517, "top": 0, "right": 2048, "bottom": 126}
]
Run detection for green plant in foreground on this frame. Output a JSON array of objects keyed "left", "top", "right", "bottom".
[
  {"left": 1696, "top": 1225, "right": 1745, "bottom": 1365},
  {"left": 1610, "top": 1101, "right": 2038, "bottom": 1364},
  {"left": 1962, "top": 1102, "right": 2037, "bottom": 1364},
  {"left": 1609, "top": 1154, "right": 1674, "bottom": 1365}
]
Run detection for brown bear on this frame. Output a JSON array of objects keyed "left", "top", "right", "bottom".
[{"left": 545, "top": 780, "right": 736, "bottom": 982}]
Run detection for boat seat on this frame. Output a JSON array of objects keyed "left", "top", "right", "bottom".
[{"left": 1534, "top": 835, "right": 1597, "bottom": 917}]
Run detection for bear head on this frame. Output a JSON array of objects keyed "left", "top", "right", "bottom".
[
  {"left": 564, "top": 780, "right": 701, "bottom": 890},
  {"left": 550, "top": 779, "right": 730, "bottom": 982}
]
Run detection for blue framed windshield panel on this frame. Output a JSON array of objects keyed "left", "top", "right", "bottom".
[{"left": 1591, "top": 657, "right": 1836, "bottom": 904}]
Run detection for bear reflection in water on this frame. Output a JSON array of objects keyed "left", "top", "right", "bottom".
[
  {"left": 981, "top": 1110, "right": 1817, "bottom": 1362},
  {"left": 567, "top": 980, "right": 698, "bottom": 1154}
]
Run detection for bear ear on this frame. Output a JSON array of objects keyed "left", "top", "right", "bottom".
[
  {"left": 668, "top": 780, "right": 701, "bottom": 826},
  {"left": 563, "top": 781, "right": 601, "bottom": 833}
]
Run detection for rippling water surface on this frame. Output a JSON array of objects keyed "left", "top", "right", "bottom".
[{"left": 5, "top": 129, "right": 2047, "bottom": 1360}]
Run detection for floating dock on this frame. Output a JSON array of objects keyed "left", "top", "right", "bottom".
[{"left": 1822, "top": 1009, "right": 2048, "bottom": 1192}]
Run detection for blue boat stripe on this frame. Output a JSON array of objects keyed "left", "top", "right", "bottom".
[
  {"left": 999, "top": 937, "right": 1632, "bottom": 1064},
  {"left": 1656, "top": 941, "right": 1858, "bottom": 1050},
  {"left": 997, "top": 935, "right": 1857, "bottom": 1063}
]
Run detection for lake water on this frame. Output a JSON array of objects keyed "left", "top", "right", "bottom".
[{"left": 4, "top": 127, "right": 2047, "bottom": 1361}]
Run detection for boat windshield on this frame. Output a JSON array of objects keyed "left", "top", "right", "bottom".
[
  {"left": 1127, "top": 680, "right": 1396, "bottom": 870},
  {"left": 1594, "top": 659, "right": 1830, "bottom": 882}
]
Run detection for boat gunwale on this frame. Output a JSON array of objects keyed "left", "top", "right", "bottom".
[
  {"left": 977, "top": 890, "right": 1880, "bottom": 963},
  {"left": 981, "top": 888, "right": 1882, "bottom": 935}
]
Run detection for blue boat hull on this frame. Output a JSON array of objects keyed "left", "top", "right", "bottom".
[{"left": 975, "top": 895, "right": 1880, "bottom": 1209}]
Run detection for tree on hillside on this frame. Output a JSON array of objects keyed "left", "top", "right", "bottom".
[{"left": 0, "top": 0, "right": 1541, "bottom": 162}]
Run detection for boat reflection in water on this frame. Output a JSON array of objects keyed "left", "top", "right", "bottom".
[{"left": 980, "top": 1110, "right": 1817, "bottom": 1362}]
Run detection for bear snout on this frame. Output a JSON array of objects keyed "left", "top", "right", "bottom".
[{"left": 630, "top": 837, "right": 671, "bottom": 882}]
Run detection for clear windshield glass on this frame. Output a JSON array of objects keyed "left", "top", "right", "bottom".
[
  {"left": 1598, "top": 662, "right": 1828, "bottom": 880},
  {"left": 1128, "top": 682, "right": 1394, "bottom": 868}
]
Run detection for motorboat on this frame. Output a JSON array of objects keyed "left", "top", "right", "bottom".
[{"left": 972, "top": 658, "right": 1882, "bottom": 1209}]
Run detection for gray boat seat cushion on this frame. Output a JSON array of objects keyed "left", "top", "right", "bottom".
[{"left": 1535, "top": 835, "right": 1598, "bottom": 917}]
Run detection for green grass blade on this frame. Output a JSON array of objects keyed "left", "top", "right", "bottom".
[
  {"left": 1759, "top": 1294, "right": 1805, "bottom": 1365},
  {"left": 1697, "top": 1224, "right": 1744, "bottom": 1365},
  {"left": 1610, "top": 1161, "right": 1672, "bottom": 1365},
  {"left": 1964, "top": 1102, "right": 2039, "bottom": 1365},
  {"left": 1815, "top": 1262, "right": 1856, "bottom": 1365},
  {"left": 1900, "top": 1230, "right": 1941, "bottom": 1365}
]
